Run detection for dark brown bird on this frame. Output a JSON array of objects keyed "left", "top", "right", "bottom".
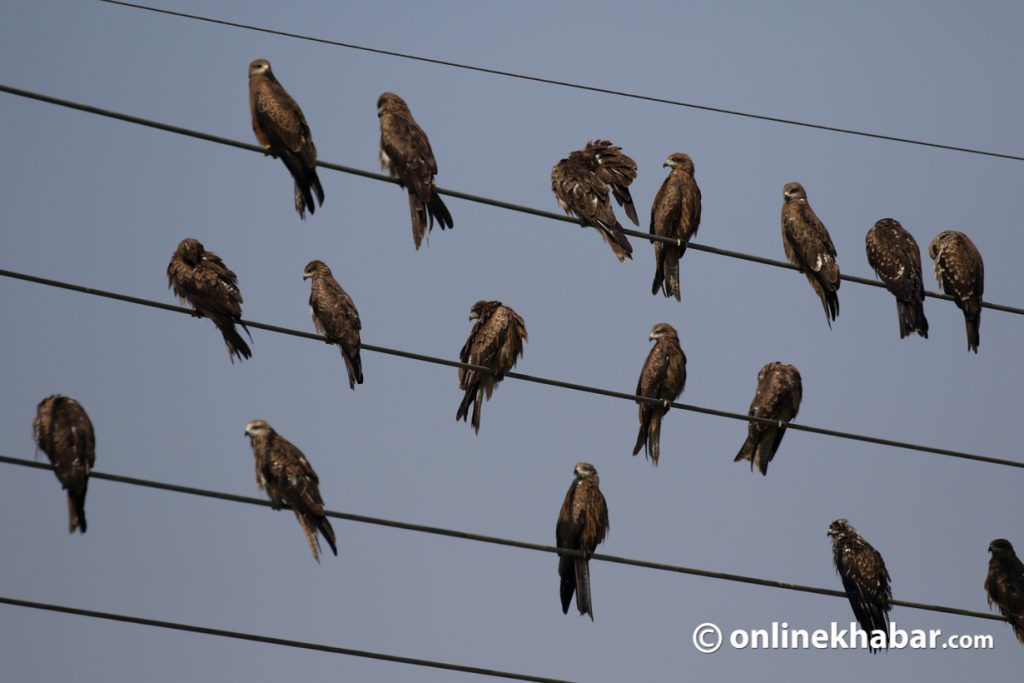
[
  {"left": 650, "top": 153, "right": 701, "bottom": 300},
  {"left": 303, "top": 260, "right": 363, "bottom": 389},
  {"left": 632, "top": 322, "right": 686, "bottom": 466},
  {"left": 556, "top": 461, "right": 609, "bottom": 620},
  {"left": 551, "top": 140, "right": 637, "bottom": 261},
  {"left": 828, "top": 519, "right": 892, "bottom": 653},
  {"left": 244, "top": 419, "right": 337, "bottom": 563},
  {"left": 33, "top": 395, "right": 96, "bottom": 533},
  {"left": 249, "top": 59, "right": 324, "bottom": 219},
  {"left": 456, "top": 300, "right": 528, "bottom": 434},
  {"left": 734, "top": 362, "right": 802, "bottom": 475},
  {"left": 929, "top": 230, "right": 984, "bottom": 352},
  {"left": 167, "top": 237, "right": 252, "bottom": 362},
  {"left": 781, "top": 182, "right": 840, "bottom": 326},
  {"left": 985, "top": 538, "right": 1024, "bottom": 645},
  {"left": 866, "top": 218, "right": 929, "bottom": 339},
  {"left": 377, "top": 92, "right": 453, "bottom": 249}
]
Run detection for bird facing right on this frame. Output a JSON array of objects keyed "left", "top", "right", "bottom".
[{"left": 985, "top": 538, "right": 1024, "bottom": 645}]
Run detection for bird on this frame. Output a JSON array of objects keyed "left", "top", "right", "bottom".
[
  {"left": 649, "top": 152, "right": 701, "bottom": 300},
  {"left": 734, "top": 362, "right": 802, "bottom": 475},
  {"left": 632, "top": 322, "right": 687, "bottom": 465},
  {"left": 827, "top": 518, "right": 892, "bottom": 653},
  {"left": 456, "top": 300, "right": 528, "bottom": 434},
  {"left": 865, "top": 218, "right": 929, "bottom": 339},
  {"left": 556, "top": 462, "right": 609, "bottom": 620},
  {"left": 781, "top": 182, "right": 840, "bottom": 326},
  {"left": 377, "top": 92, "right": 453, "bottom": 249},
  {"left": 929, "top": 230, "right": 984, "bottom": 352},
  {"left": 303, "top": 260, "right": 363, "bottom": 389},
  {"left": 32, "top": 395, "right": 96, "bottom": 533},
  {"left": 985, "top": 538, "right": 1024, "bottom": 645},
  {"left": 551, "top": 140, "right": 637, "bottom": 261},
  {"left": 248, "top": 58, "right": 324, "bottom": 219},
  {"left": 167, "top": 237, "right": 252, "bottom": 362},
  {"left": 243, "top": 419, "right": 337, "bottom": 563}
]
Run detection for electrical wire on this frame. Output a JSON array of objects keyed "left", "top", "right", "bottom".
[
  {"left": 0, "top": 594, "right": 575, "bottom": 683},
  {"left": 1, "top": 266, "right": 1021, "bottom": 471},
  {"left": 97, "top": 0, "right": 1024, "bottom": 163},
  {"left": 0, "top": 455, "right": 1005, "bottom": 625},
  {"left": 1, "top": 83, "right": 1021, "bottom": 317}
]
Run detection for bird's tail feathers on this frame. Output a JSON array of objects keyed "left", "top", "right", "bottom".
[
  {"left": 574, "top": 557, "right": 593, "bottom": 620},
  {"left": 559, "top": 555, "right": 575, "bottom": 615},
  {"left": 297, "top": 513, "right": 322, "bottom": 564},
  {"left": 427, "top": 192, "right": 453, "bottom": 231},
  {"left": 896, "top": 300, "right": 929, "bottom": 339},
  {"left": 595, "top": 220, "right": 633, "bottom": 262},
  {"left": 962, "top": 300, "right": 981, "bottom": 352},
  {"left": 67, "top": 488, "right": 87, "bottom": 534},
  {"left": 318, "top": 515, "right": 338, "bottom": 557},
  {"left": 217, "top": 320, "right": 253, "bottom": 363},
  {"left": 341, "top": 347, "right": 364, "bottom": 390},
  {"left": 456, "top": 383, "right": 482, "bottom": 433},
  {"left": 632, "top": 408, "right": 650, "bottom": 457},
  {"left": 408, "top": 193, "right": 428, "bottom": 249}
]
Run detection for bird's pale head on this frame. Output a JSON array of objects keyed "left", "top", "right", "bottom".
[
  {"left": 928, "top": 231, "right": 956, "bottom": 260},
  {"left": 827, "top": 518, "right": 854, "bottom": 541},
  {"left": 248, "top": 59, "right": 271, "bottom": 77},
  {"left": 303, "top": 259, "right": 331, "bottom": 281},
  {"left": 468, "top": 300, "right": 500, "bottom": 321},
  {"left": 663, "top": 153, "right": 694, "bottom": 173},
  {"left": 574, "top": 462, "right": 598, "bottom": 480},
  {"left": 244, "top": 419, "right": 272, "bottom": 439},
  {"left": 648, "top": 322, "right": 677, "bottom": 341},
  {"left": 175, "top": 237, "right": 205, "bottom": 265},
  {"left": 377, "top": 91, "right": 409, "bottom": 117},
  {"left": 989, "top": 538, "right": 1015, "bottom": 556},
  {"left": 783, "top": 182, "right": 807, "bottom": 203}
]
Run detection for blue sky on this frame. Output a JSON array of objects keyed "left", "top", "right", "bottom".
[{"left": 1, "top": 1, "right": 1021, "bottom": 680}]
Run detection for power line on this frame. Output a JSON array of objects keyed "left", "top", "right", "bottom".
[
  {"left": 0, "top": 594, "right": 574, "bottom": 683},
  {"left": 0, "top": 455, "right": 1005, "bottom": 625},
  {"left": 1, "top": 82, "right": 1021, "bottom": 317},
  {"left": 98, "top": 0, "right": 1024, "bottom": 164},
  {"left": 2, "top": 266, "right": 1021, "bottom": 471}
]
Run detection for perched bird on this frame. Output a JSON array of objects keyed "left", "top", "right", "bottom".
[
  {"left": 556, "top": 462, "right": 609, "bottom": 620},
  {"left": 303, "top": 260, "right": 363, "bottom": 389},
  {"left": 649, "top": 153, "right": 701, "bottom": 300},
  {"left": 456, "top": 300, "right": 527, "bottom": 433},
  {"left": 827, "top": 519, "right": 892, "bottom": 653},
  {"left": 167, "top": 237, "right": 252, "bottom": 362},
  {"left": 551, "top": 140, "right": 637, "bottom": 261},
  {"left": 33, "top": 395, "right": 96, "bottom": 533},
  {"left": 244, "top": 419, "right": 337, "bottom": 563},
  {"left": 985, "top": 538, "right": 1024, "bottom": 645},
  {"left": 377, "top": 92, "right": 453, "bottom": 249},
  {"left": 865, "top": 218, "right": 929, "bottom": 339},
  {"left": 781, "top": 182, "right": 840, "bottom": 326},
  {"left": 929, "top": 230, "right": 984, "bottom": 352},
  {"left": 734, "top": 362, "right": 802, "bottom": 475},
  {"left": 248, "top": 58, "right": 324, "bottom": 219},
  {"left": 632, "top": 323, "right": 687, "bottom": 465}
]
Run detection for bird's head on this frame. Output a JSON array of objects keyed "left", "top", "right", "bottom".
[
  {"left": 574, "top": 462, "right": 598, "bottom": 480},
  {"left": 989, "top": 538, "right": 1015, "bottom": 556},
  {"left": 248, "top": 59, "right": 271, "bottom": 77},
  {"left": 783, "top": 182, "right": 807, "bottom": 203},
  {"left": 827, "top": 518, "right": 853, "bottom": 541},
  {"left": 175, "top": 237, "right": 204, "bottom": 266},
  {"left": 663, "top": 153, "right": 694, "bottom": 173},
  {"left": 928, "top": 232, "right": 954, "bottom": 260},
  {"left": 244, "top": 419, "right": 271, "bottom": 439},
  {"left": 648, "top": 322, "right": 677, "bottom": 342},
  {"left": 377, "top": 91, "right": 408, "bottom": 118},
  {"left": 303, "top": 259, "right": 330, "bottom": 281},
  {"left": 468, "top": 300, "right": 500, "bottom": 321}
]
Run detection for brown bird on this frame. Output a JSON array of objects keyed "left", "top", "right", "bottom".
[
  {"left": 167, "top": 237, "right": 252, "bottom": 362},
  {"left": 456, "top": 300, "right": 528, "bottom": 434},
  {"left": 781, "top": 182, "right": 840, "bottom": 326},
  {"left": 551, "top": 140, "right": 637, "bottom": 261},
  {"left": 734, "top": 362, "right": 802, "bottom": 475},
  {"left": 244, "top": 419, "right": 337, "bottom": 563},
  {"left": 632, "top": 322, "right": 687, "bottom": 466},
  {"left": 650, "top": 153, "right": 701, "bottom": 300},
  {"left": 865, "top": 218, "right": 929, "bottom": 339},
  {"left": 248, "top": 58, "right": 324, "bottom": 219},
  {"left": 33, "top": 395, "right": 96, "bottom": 533},
  {"left": 556, "top": 462, "right": 609, "bottom": 620},
  {"left": 827, "top": 519, "right": 892, "bottom": 653},
  {"left": 303, "top": 260, "right": 363, "bottom": 389},
  {"left": 985, "top": 538, "right": 1024, "bottom": 645},
  {"left": 929, "top": 230, "right": 984, "bottom": 353},
  {"left": 377, "top": 92, "right": 453, "bottom": 249}
]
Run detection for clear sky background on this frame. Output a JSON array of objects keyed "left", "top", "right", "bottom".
[{"left": 1, "top": 1, "right": 1021, "bottom": 681}]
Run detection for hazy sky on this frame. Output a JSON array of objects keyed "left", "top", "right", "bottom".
[{"left": 1, "top": 1, "right": 1022, "bottom": 681}]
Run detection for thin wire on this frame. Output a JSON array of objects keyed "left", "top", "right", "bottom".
[
  {"left": 0, "top": 455, "right": 1005, "bottom": 625},
  {"left": 2, "top": 266, "right": 1021, "bottom": 471},
  {"left": 97, "top": 0, "right": 1024, "bottom": 163},
  {"left": 0, "top": 594, "right": 574, "bottom": 683},
  {"left": 1, "top": 82, "right": 1021, "bottom": 316}
]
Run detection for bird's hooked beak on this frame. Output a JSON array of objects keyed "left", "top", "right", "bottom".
[
  {"left": 662, "top": 159, "right": 673, "bottom": 168},
  {"left": 302, "top": 273, "right": 310, "bottom": 281},
  {"left": 469, "top": 312, "right": 479, "bottom": 321}
]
